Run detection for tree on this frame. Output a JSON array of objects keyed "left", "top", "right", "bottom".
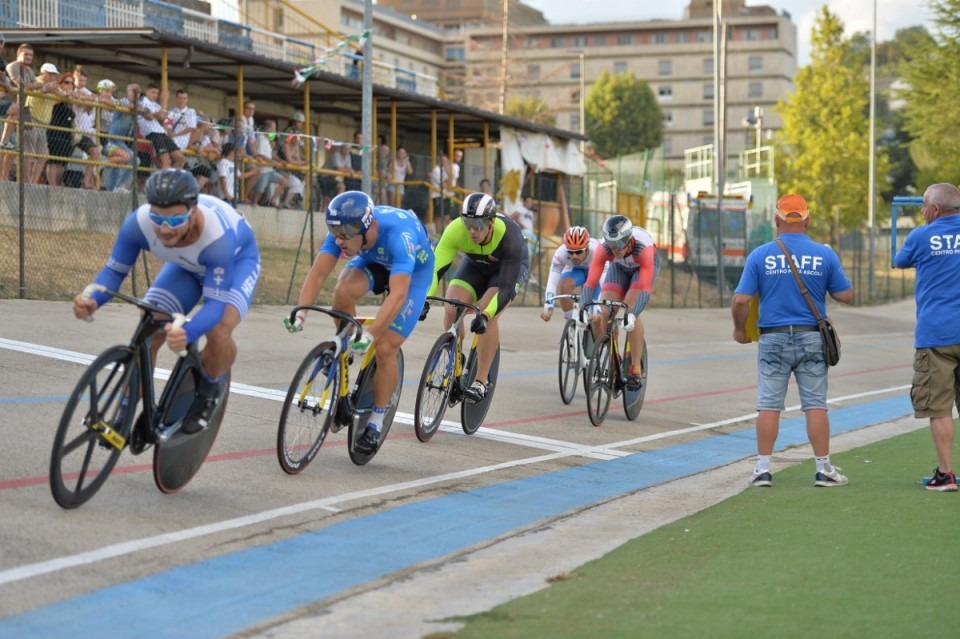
[
  {"left": 505, "top": 95, "right": 556, "bottom": 127},
  {"left": 584, "top": 71, "right": 662, "bottom": 159},
  {"left": 774, "top": 7, "right": 890, "bottom": 241},
  {"left": 901, "top": 0, "right": 960, "bottom": 186}
]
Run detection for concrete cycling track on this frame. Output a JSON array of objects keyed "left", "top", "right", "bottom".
[{"left": 0, "top": 298, "right": 921, "bottom": 638}]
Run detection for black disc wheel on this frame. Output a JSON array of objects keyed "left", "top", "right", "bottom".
[
  {"left": 623, "top": 340, "right": 648, "bottom": 421},
  {"left": 460, "top": 344, "right": 500, "bottom": 435},
  {"left": 348, "top": 351, "right": 405, "bottom": 466}
]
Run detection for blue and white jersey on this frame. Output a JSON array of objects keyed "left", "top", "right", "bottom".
[
  {"left": 544, "top": 238, "right": 600, "bottom": 299},
  {"left": 894, "top": 214, "right": 960, "bottom": 348},
  {"left": 319, "top": 205, "right": 434, "bottom": 281},
  {"left": 735, "top": 234, "right": 851, "bottom": 328},
  {"left": 92, "top": 194, "right": 259, "bottom": 342}
]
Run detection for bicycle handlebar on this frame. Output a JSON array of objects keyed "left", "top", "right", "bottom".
[
  {"left": 425, "top": 296, "right": 483, "bottom": 320},
  {"left": 288, "top": 305, "right": 365, "bottom": 343},
  {"left": 81, "top": 284, "right": 192, "bottom": 357},
  {"left": 580, "top": 299, "right": 629, "bottom": 326}
]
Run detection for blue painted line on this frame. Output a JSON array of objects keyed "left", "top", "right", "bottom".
[{"left": 0, "top": 395, "right": 913, "bottom": 639}]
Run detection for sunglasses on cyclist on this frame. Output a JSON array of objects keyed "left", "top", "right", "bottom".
[
  {"left": 148, "top": 209, "right": 192, "bottom": 229},
  {"left": 462, "top": 217, "right": 492, "bottom": 231},
  {"left": 567, "top": 248, "right": 587, "bottom": 255},
  {"left": 328, "top": 221, "right": 363, "bottom": 240}
]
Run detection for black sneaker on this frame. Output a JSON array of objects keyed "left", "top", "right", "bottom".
[
  {"left": 625, "top": 373, "right": 643, "bottom": 392},
  {"left": 463, "top": 380, "right": 488, "bottom": 403},
  {"left": 925, "top": 468, "right": 958, "bottom": 492},
  {"left": 750, "top": 471, "right": 773, "bottom": 487},
  {"left": 354, "top": 426, "right": 381, "bottom": 454},
  {"left": 182, "top": 394, "right": 219, "bottom": 435}
]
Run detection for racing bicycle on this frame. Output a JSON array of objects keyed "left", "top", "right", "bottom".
[
  {"left": 413, "top": 296, "right": 501, "bottom": 441},
  {"left": 581, "top": 299, "right": 648, "bottom": 427},
  {"left": 277, "top": 306, "right": 404, "bottom": 473},
  {"left": 552, "top": 293, "right": 595, "bottom": 405},
  {"left": 49, "top": 285, "right": 230, "bottom": 509}
]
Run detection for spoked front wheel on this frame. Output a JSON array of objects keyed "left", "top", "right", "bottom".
[
  {"left": 623, "top": 340, "right": 648, "bottom": 421},
  {"left": 585, "top": 334, "right": 613, "bottom": 427},
  {"left": 414, "top": 333, "right": 456, "bottom": 442},
  {"left": 49, "top": 345, "right": 139, "bottom": 509},
  {"left": 277, "top": 342, "right": 340, "bottom": 475},
  {"left": 558, "top": 319, "right": 581, "bottom": 405}
]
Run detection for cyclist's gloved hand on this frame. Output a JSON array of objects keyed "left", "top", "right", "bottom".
[
  {"left": 470, "top": 313, "right": 489, "bottom": 335},
  {"left": 284, "top": 310, "right": 306, "bottom": 333},
  {"left": 419, "top": 301, "right": 430, "bottom": 322},
  {"left": 349, "top": 332, "right": 374, "bottom": 355},
  {"left": 623, "top": 312, "right": 637, "bottom": 332}
]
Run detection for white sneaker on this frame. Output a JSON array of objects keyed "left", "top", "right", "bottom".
[
  {"left": 750, "top": 470, "right": 773, "bottom": 487},
  {"left": 814, "top": 467, "right": 848, "bottom": 487}
]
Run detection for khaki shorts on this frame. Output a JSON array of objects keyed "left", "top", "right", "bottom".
[{"left": 910, "top": 346, "right": 960, "bottom": 418}]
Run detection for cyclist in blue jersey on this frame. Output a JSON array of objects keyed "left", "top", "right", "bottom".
[
  {"left": 287, "top": 191, "right": 435, "bottom": 454},
  {"left": 73, "top": 168, "right": 261, "bottom": 432}
]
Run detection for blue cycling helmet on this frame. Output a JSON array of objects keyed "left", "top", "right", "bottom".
[{"left": 326, "top": 191, "right": 374, "bottom": 239}]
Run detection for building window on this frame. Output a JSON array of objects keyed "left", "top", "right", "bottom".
[
  {"left": 570, "top": 36, "right": 587, "bottom": 47},
  {"left": 571, "top": 62, "right": 581, "bottom": 79},
  {"left": 745, "top": 29, "right": 761, "bottom": 41},
  {"left": 445, "top": 47, "right": 464, "bottom": 62},
  {"left": 703, "top": 57, "right": 713, "bottom": 75},
  {"left": 662, "top": 112, "right": 673, "bottom": 127},
  {"left": 571, "top": 114, "right": 580, "bottom": 132},
  {"left": 703, "top": 109, "right": 714, "bottom": 126},
  {"left": 653, "top": 33, "right": 667, "bottom": 45},
  {"left": 749, "top": 55, "right": 763, "bottom": 72},
  {"left": 595, "top": 35, "right": 607, "bottom": 46},
  {"left": 524, "top": 38, "right": 539, "bottom": 48},
  {"left": 572, "top": 89, "right": 580, "bottom": 104},
  {"left": 664, "top": 137, "right": 673, "bottom": 155},
  {"left": 703, "top": 83, "right": 714, "bottom": 100},
  {"left": 768, "top": 27, "right": 779, "bottom": 39},
  {"left": 749, "top": 81, "right": 763, "bottom": 98},
  {"left": 676, "top": 32, "right": 688, "bottom": 44},
  {"left": 703, "top": 135, "right": 714, "bottom": 145},
  {"left": 614, "top": 61, "right": 628, "bottom": 74},
  {"left": 618, "top": 34, "right": 634, "bottom": 46},
  {"left": 658, "top": 59, "right": 671, "bottom": 76},
  {"left": 658, "top": 85, "right": 673, "bottom": 99},
  {"left": 528, "top": 64, "right": 540, "bottom": 81},
  {"left": 551, "top": 37, "right": 565, "bottom": 48},
  {"left": 696, "top": 30, "right": 711, "bottom": 43}
]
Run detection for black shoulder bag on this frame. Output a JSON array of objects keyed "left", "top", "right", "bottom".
[{"left": 776, "top": 239, "right": 841, "bottom": 366}]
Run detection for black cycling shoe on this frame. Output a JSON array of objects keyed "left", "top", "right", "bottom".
[
  {"left": 182, "top": 394, "right": 219, "bottom": 435},
  {"left": 354, "top": 426, "right": 381, "bottom": 454},
  {"left": 625, "top": 373, "right": 643, "bottom": 392}
]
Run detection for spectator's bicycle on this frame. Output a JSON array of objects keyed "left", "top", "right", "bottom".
[
  {"left": 49, "top": 285, "right": 230, "bottom": 509},
  {"left": 277, "top": 306, "right": 404, "bottom": 473},
  {"left": 413, "top": 296, "right": 501, "bottom": 441},
  {"left": 552, "top": 293, "right": 595, "bottom": 405},
  {"left": 581, "top": 299, "right": 648, "bottom": 427}
]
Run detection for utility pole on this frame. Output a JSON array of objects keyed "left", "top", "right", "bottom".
[
  {"left": 498, "top": 0, "right": 508, "bottom": 114},
  {"left": 362, "top": 0, "right": 373, "bottom": 194}
]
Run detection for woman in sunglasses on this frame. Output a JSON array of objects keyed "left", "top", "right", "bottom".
[
  {"left": 73, "top": 168, "right": 261, "bottom": 431},
  {"left": 580, "top": 215, "right": 660, "bottom": 392},
  {"left": 427, "top": 192, "right": 530, "bottom": 403},
  {"left": 540, "top": 226, "right": 602, "bottom": 323}
]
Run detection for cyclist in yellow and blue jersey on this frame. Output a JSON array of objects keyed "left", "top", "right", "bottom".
[
  {"left": 426, "top": 192, "right": 529, "bottom": 402},
  {"left": 287, "top": 191, "right": 434, "bottom": 454}
]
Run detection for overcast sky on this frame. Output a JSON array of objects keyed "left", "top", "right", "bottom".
[{"left": 522, "top": 0, "right": 935, "bottom": 66}]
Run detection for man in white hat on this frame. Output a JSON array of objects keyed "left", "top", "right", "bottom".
[{"left": 3, "top": 45, "right": 60, "bottom": 183}]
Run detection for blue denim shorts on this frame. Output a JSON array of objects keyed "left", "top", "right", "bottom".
[{"left": 756, "top": 331, "right": 828, "bottom": 411}]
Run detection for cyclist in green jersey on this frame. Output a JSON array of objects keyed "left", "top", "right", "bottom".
[{"left": 425, "top": 192, "right": 530, "bottom": 402}]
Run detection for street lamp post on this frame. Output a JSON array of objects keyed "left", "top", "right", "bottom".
[{"left": 570, "top": 49, "right": 586, "bottom": 152}]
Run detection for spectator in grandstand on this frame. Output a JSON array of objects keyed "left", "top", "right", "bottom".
[
  {"left": 190, "top": 115, "right": 221, "bottom": 194},
  {"left": 375, "top": 134, "right": 391, "bottom": 204},
  {"left": 245, "top": 119, "right": 287, "bottom": 207},
  {"left": 100, "top": 82, "right": 140, "bottom": 193},
  {"left": 479, "top": 178, "right": 493, "bottom": 196},
  {"left": 167, "top": 88, "right": 199, "bottom": 156},
  {"left": 4, "top": 46, "right": 59, "bottom": 184},
  {"left": 137, "top": 82, "right": 184, "bottom": 169},
  {"left": 389, "top": 145, "right": 414, "bottom": 207},
  {"left": 217, "top": 141, "right": 259, "bottom": 206},
  {"left": 276, "top": 112, "right": 307, "bottom": 209},
  {"left": 70, "top": 66, "right": 103, "bottom": 189},
  {"left": 429, "top": 151, "right": 454, "bottom": 235},
  {"left": 45, "top": 72, "right": 77, "bottom": 187}
]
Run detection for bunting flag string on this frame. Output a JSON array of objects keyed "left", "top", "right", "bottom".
[
  {"left": 291, "top": 30, "right": 370, "bottom": 89},
  {"left": 198, "top": 118, "right": 373, "bottom": 155}
]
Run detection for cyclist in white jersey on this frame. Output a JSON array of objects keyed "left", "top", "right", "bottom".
[{"left": 541, "top": 226, "right": 602, "bottom": 323}]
